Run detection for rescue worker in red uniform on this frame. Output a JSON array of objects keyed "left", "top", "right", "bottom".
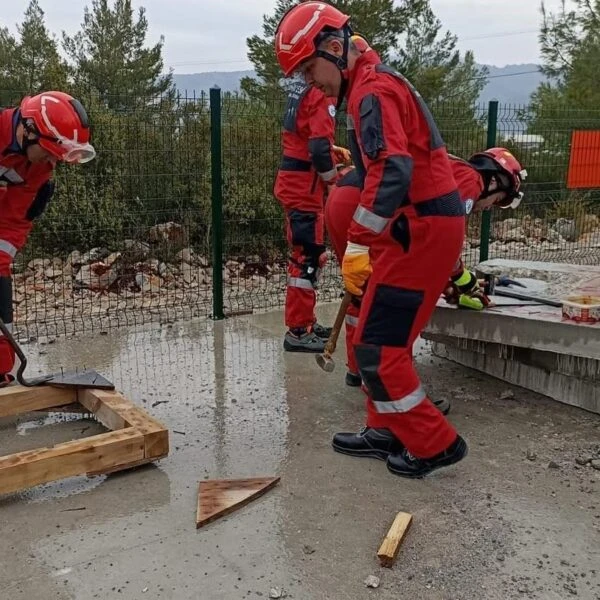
[
  {"left": 276, "top": 2, "right": 468, "bottom": 478},
  {"left": 444, "top": 148, "right": 527, "bottom": 310},
  {"left": 326, "top": 148, "right": 527, "bottom": 394},
  {"left": 274, "top": 75, "right": 350, "bottom": 353},
  {"left": 0, "top": 91, "right": 96, "bottom": 383}
]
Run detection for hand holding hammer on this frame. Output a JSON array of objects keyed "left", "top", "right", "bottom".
[{"left": 315, "top": 291, "right": 354, "bottom": 372}]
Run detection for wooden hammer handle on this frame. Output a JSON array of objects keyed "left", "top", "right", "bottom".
[{"left": 323, "top": 291, "right": 354, "bottom": 356}]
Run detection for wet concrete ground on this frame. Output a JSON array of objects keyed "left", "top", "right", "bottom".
[{"left": 1, "top": 303, "right": 599, "bottom": 600}]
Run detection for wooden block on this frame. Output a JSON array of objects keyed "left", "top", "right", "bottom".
[
  {"left": 0, "top": 384, "right": 169, "bottom": 496},
  {"left": 79, "top": 389, "right": 169, "bottom": 459},
  {"left": 0, "top": 385, "right": 77, "bottom": 419},
  {"left": 77, "top": 391, "right": 127, "bottom": 431},
  {"left": 0, "top": 429, "right": 145, "bottom": 496},
  {"left": 196, "top": 476, "right": 280, "bottom": 529},
  {"left": 377, "top": 512, "right": 413, "bottom": 568},
  {"left": 86, "top": 456, "right": 158, "bottom": 477}
]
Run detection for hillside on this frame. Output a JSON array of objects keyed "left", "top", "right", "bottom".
[
  {"left": 173, "top": 64, "right": 548, "bottom": 106},
  {"left": 478, "top": 64, "right": 546, "bottom": 106}
]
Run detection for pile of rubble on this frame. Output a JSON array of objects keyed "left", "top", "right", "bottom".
[
  {"left": 12, "top": 215, "right": 600, "bottom": 333},
  {"left": 465, "top": 214, "right": 600, "bottom": 257},
  {"left": 12, "top": 222, "right": 292, "bottom": 329}
]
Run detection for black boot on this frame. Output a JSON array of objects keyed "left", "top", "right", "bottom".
[
  {"left": 386, "top": 435, "right": 468, "bottom": 479},
  {"left": 345, "top": 371, "right": 362, "bottom": 387},
  {"left": 283, "top": 329, "right": 325, "bottom": 353},
  {"left": 312, "top": 322, "right": 332, "bottom": 339},
  {"left": 332, "top": 427, "right": 404, "bottom": 460}
]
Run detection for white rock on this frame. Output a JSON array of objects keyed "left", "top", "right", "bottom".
[
  {"left": 136, "top": 272, "right": 162, "bottom": 293},
  {"left": 364, "top": 575, "right": 380, "bottom": 588}
]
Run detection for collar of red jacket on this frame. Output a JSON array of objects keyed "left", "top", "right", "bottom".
[{"left": 347, "top": 51, "right": 382, "bottom": 97}]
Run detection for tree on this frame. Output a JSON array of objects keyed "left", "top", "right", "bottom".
[
  {"left": 0, "top": 1, "right": 68, "bottom": 105},
  {"left": 0, "top": 28, "right": 20, "bottom": 105},
  {"left": 63, "top": 0, "right": 173, "bottom": 108},
  {"left": 536, "top": 0, "right": 600, "bottom": 107},
  {"left": 241, "top": 0, "right": 411, "bottom": 99},
  {"left": 390, "top": 1, "right": 487, "bottom": 106},
  {"left": 525, "top": 1, "right": 600, "bottom": 212},
  {"left": 242, "top": 0, "right": 486, "bottom": 107},
  {"left": 15, "top": 0, "right": 68, "bottom": 93}
]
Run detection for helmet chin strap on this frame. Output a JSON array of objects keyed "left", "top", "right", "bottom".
[
  {"left": 315, "top": 25, "right": 352, "bottom": 110},
  {"left": 479, "top": 171, "right": 514, "bottom": 200},
  {"left": 18, "top": 118, "right": 39, "bottom": 155}
]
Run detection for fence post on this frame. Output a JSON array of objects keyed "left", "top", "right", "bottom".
[
  {"left": 479, "top": 99, "right": 499, "bottom": 263},
  {"left": 210, "top": 86, "right": 225, "bottom": 320}
]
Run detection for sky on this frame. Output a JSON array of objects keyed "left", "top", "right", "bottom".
[{"left": 3, "top": 0, "right": 566, "bottom": 73}]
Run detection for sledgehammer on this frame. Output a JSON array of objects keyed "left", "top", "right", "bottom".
[{"left": 315, "top": 291, "right": 353, "bottom": 372}]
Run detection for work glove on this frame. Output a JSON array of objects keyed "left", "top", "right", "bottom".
[
  {"left": 443, "top": 273, "right": 491, "bottom": 311},
  {"left": 443, "top": 288, "right": 489, "bottom": 311},
  {"left": 333, "top": 145, "right": 352, "bottom": 166},
  {"left": 451, "top": 268, "right": 482, "bottom": 296},
  {"left": 457, "top": 293, "right": 488, "bottom": 310},
  {"left": 342, "top": 242, "right": 372, "bottom": 296}
]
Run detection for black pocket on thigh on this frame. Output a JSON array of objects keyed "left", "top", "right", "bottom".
[
  {"left": 288, "top": 210, "right": 316, "bottom": 247},
  {"left": 390, "top": 213, "right": 410, "bottom": 252},
  {"left": 362, "top": 284, "right": 424, "bottom": 347}
]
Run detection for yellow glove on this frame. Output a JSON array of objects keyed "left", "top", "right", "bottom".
[
  {"left": 333, "top": 145, "right": 352, "bottom": 166},
  {"left": 458, "top": 294, "right": 486, "bottom": 310},
  {"left": 342, "top": 242, "right": 372, "bottom": 296}
]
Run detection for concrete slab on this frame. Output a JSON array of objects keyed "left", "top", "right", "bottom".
[
  {"left": 0, "top": 306, "right": 599, "bottom": 600},
  {"left": 424, "top": 260, "right": 600, "bottom": 414},
  {"left": 476, "top": 259, "right": 600, "bottom": 298}
]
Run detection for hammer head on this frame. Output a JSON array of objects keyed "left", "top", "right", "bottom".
[{"left": 315, "top": 352, "right": 335, "bottom": 372}]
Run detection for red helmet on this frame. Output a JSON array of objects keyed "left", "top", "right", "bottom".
[
  {"left": 469, "top": 147, "right": 527, "bottom": 209},
  {"left": 20, "top": 91, "right": 96, "bottom": 164},
  {"left": 275, "top": 2, "right": 350, "bottom": 76}
]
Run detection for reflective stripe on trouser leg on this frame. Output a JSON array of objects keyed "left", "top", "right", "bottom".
[
  {"left": 285, "top": 263, "right": 316, "bottom": 329},
  {"left": 288, "top": 277, "right": 315, "bottom": 290},
  {"left": 352, "top": 211, "right": 465, "bottom": 458},
  {"left": 355, "top": 343, "right": 457, "bottom": 458},
  {"left": 284, "top": 209, "right": 322, "bottom": 330}
]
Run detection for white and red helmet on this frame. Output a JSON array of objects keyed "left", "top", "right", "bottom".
[
  {"left": 469, "top": 147, "right": 527, "bottom": 209},
  {"left": 20, "top": 91, "right": 96, "bottom": 164},
  {"left": 275, "top": 2, "right": 351, "bottom": 76}
]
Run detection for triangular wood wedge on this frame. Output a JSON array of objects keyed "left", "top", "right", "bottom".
[{"left": 196, "top": 476, "right": 280, "bottom": 528}]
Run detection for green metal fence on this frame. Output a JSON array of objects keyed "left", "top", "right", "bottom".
[{"left": 5, "top": 87, "right": 600, "bottom": 337}]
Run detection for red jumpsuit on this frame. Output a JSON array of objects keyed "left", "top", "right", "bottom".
[
  {"left": 447, "top": 155, "right": 485, "bottom": 279},
  {"left": 324, "top": 167, "right": 362, "bottom": 375},
  {"left": 326, "top": 158, "right": 485, "bottom": 382},
  {"left": 0, "top": 107, "right": 55, "bottom": 377},
  {"left": 345, "top": 55, "right": 465, "bottom": 459},
  {"left": 274, "top": 82, "right": 337, "bottom": 330}
]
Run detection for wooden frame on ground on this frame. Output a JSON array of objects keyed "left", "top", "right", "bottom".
[{"left": 0, "top": 385, "right": 169, "bottom": 496}]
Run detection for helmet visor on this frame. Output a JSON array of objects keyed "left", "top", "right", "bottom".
[
  {"left": 38, "top": 137, "right": 97, "bottom": 164},
  {"left": 497, "top": 191, "right": 523, "bottom": 210},
  {"left": 62, "top": 142, "right": 97, "bottom": 164}
]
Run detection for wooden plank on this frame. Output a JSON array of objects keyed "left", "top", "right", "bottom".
[
  {"left": 377, "top": 512, "right": 413, "bottom": 568},
  {"left": 0, "top": 385, "right": 76, "bottom": 419},
  {"left": 86, "top": 456, "right": 160, "bottom": 477},
  {"left": 0, "top": 429, "right": 145, "bottom": 496},
  {"left": 196, "top": 477, "right": 280, "bottom": 529},
  {"left": 78, "top": 391, "right": 127, "bottom": 431},
  {"left": 79, "top": 389, "right": 169, "bottom": 459}
]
